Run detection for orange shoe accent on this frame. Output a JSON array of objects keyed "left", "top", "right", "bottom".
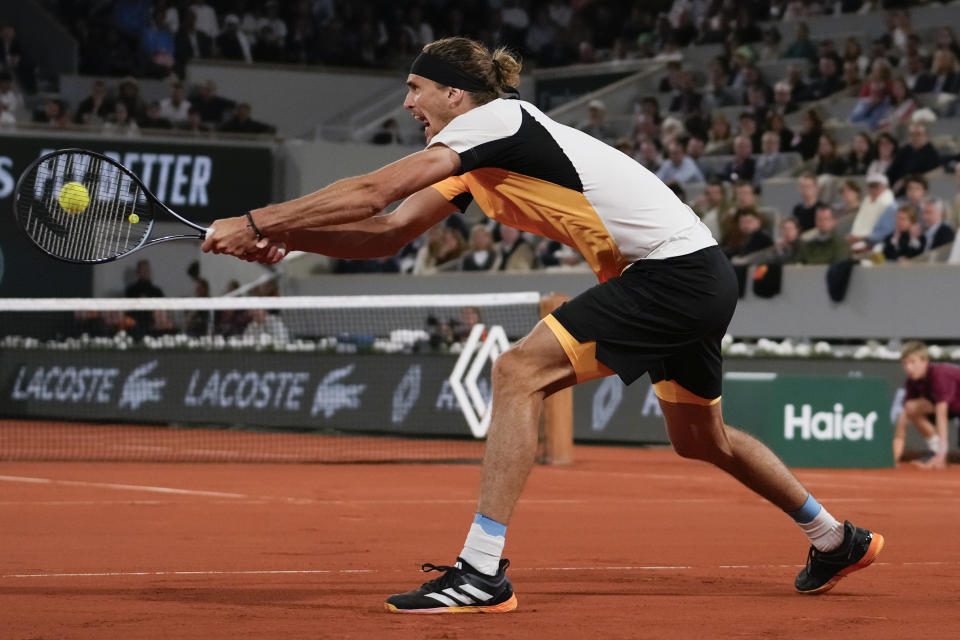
[
  {"left": 798, "top": 533, "right": 885, "bottom": 595},
  {"left": 384, "top": 594, "right": 518, "bottom": 614}
]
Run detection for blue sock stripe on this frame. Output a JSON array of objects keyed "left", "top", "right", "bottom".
[
  {"left": 787, "top": 494, "right": 822, "bottom": 524},
  {"left": 473, "top": 513, "right": 507, "bottom": 537}
]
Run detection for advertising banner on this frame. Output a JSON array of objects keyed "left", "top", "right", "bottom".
[{"left": 721, "top": 373, "right": 894, "bottom": 468}]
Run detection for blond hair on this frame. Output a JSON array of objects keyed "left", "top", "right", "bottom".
[
  {"left": 422, "top": 37, "right": 521, "bottom": 105},
  {"left": 901, "top": 340, "right": 928, "bottom": 360}
]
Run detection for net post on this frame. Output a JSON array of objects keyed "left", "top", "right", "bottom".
[{"left": 539, "top": 293, "right": 574, "bottom": 465}]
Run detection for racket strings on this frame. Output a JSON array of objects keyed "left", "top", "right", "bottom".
[{"left": 17, "top": 152, "right": 153, "bottom": 262}]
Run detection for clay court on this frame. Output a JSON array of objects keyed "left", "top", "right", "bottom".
[{"left": 2, "top": 446, "right": 956, "bottom": 639}]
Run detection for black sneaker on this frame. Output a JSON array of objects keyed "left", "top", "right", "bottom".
[
  {"left": 795, "top": 521, "right": 885, "bottom": 594},
  {"left": 385, "top": 557, "right": 517, "bottom": 614}
]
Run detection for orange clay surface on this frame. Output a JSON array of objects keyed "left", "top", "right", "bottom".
[{"left": 1, "top": 446, "right": 957, "bottom": 639}]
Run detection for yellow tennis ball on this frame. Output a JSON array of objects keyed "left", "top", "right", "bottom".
[
  {"left": 58, "top": 181, "right": 90, "bottom": 215},
  {"left": 129, "top": 213, "right": 140, "bottom": 224}
]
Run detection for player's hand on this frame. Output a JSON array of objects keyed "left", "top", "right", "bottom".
[
  {"left": 240, "top": 238, "right": 287, "bottom": 264},
  {"left": 202, "top": 216, "right": 261, "bottom": 257}
]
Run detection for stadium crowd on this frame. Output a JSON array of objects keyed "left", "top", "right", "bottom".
[{"left": 5, "top": 1, "right": 959, "bottom": 275}]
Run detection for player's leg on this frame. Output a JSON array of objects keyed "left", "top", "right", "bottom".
[
  {"left": 386, "top": 317, "right": 591, "bottom": 614},
  {"left": 657, "top": 393, "right": 807, "bottom": 510},
  {"left": 656, "top": 381, "right": 883, "bottom": 595}
]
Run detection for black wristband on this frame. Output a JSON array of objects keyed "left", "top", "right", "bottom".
[{"left": 245, "top": 211, "right": 264, "bottom": 240}]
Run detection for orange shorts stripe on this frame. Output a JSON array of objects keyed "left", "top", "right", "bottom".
[
  {"left": 543, "top": 314, "right": 615, "bottom": 384},
  {"left": 653, "top": 380, "right": 720, "bottom": 406}
]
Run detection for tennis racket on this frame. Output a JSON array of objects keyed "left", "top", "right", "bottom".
[{"left": 13, "top": 148, "right": 208, "bottom": 264}]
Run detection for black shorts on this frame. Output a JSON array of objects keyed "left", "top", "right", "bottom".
[{"left": 550, "top": 245, "right": 738, "bottom": 399}]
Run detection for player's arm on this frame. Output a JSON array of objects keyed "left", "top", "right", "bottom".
[
  {"left": 282, "top": 186, "right": 459, "bottom": 259},
  {"left": 256, "top": 145, "right": 460, "bottom": 234},
  {"left": 930, "top": 401, "right": 950, "bottom": 468},
  {"left": 202, "top": 145, "right": 460, "bottom": 257}
]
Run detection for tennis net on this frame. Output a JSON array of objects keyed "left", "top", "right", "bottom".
[{"left": 0, "top": 292, "right": 567, "bottom": 463}]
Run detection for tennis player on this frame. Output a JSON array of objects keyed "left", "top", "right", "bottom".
[{"left": 203, "top": 37, "right": 884, "bottom": 612}]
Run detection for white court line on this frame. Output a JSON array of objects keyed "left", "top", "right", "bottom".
[
  {"left": 1, "top": 561, "right": 955, "bottom": 580},
  {"left": 0, "top": 475, "right": 248, "bottom": 499}
]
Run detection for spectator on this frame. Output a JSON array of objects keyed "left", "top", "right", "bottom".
[
  {"left": 951, "top": 163, "right": 960, "bottom": 229},
  {"left": 692, "top": 179, "right": 729, "bottom": 240},
  {"left": 887, "top": 123, "right": 940, "bottom": 194},
  {"left": 894, "top": 340, "right": 960, "bottom": 468},
  {"left": 32, "top": 99, "right": 69, "bottom": 126},
  {"left": 1, "top": 23, "right": 33, "bottom": 91},
  {"left": 656, "top": 141, "right": 704, "bottom": 184},
  {"left": 139, "top": 101, "right": 173, "bottom": 129},
  {"left": 809, "top": 55, "right": 845, "bottom": 100},
  {"left": 370, "top": 117, "right": 405, "bottom": 145},
  {"left": 459, "top": 224, "right": 499, "bottom": 271},
  {"left": 843, "top": 36, "right": 868, "bottom": 77},
  {"left": 703, "top": 60, "right": 738, "bottom": 111},
  {"left": 845, "top": 132, "right": 875, "bottom": 176},
  {"left": 705, "top": 113, "right": 733, "bottom": 154},
  {"left": 537, "top": 239, "right": 585, "bottom": 270},
  {"left": 770, "top": 81, "right": 797, "bottom": 116},
  {"left": 185, "top": 278, "right": 212, "bottom": 336},
  {"left": 0, "top": 97, "right": 13, "bottom": 127},
  {"left": 792, "top": 172, "right": 822, "bottom": 232},
  {"left": 841, "top": 60, "right": 863, "bottom": 98},
  {"left": 921, "top": 197, "right": 956, "bottom": 252},
  {"left": 720, "top": 181, "right": 763, "bottom": 255},
  {"left": 117, "top": 76, "right": 146, "bottom": 121},
  {"left": 191, "top": 80, "right": 235, "bottom": 125},
  {"left": 866, "top": 132, "right": 898, "bottom": 177},
  {"left": 848, "top": 172, "right": 895, "bottom": 249},
  {"left": 765, "top": 111, "right": 794, "bottom": 152},
  {"left": 668, "top": 71, "right": 703, "bottom": 118},
  {"left": 578, "top": 99, "right": 614, "bottom": 143},
  {"left": 189, "top": 0, "right": 219, "bottom": 40},
  {"left": 219, "top": 103, "right": 273, "bottom": 134},
  {"left": 867, "top": 174, "right": 930, "bottom": 249},
  {"left": 726, "top": 208, "right": 773, "bottom": 260},
  {"left": 789, "top": 108, "right": 823, "bottom": 161},
  {"left": 720, "top": 136, "right": 756, "bottom": 183},
  {"left": 159, "top": 82, "right": 190, "bottom": 124},
  {"left": 0, "top": 71, "right": 24, "bottom": 117},
  {"left": 877, "top": 76, "right": 916, "bottom": 131},
  {"left": 785, "top": 62, "right": 812, "bottom": 103},
  {"left": 758, "top": 26, "right": 782, "bottom": 61},
  {"left": 253, "top": 25, "right": 286, "bottom": 62},
  {"left": 812, "top": 134, "right": 847, "bottom": 176},
  {"left": 141, "top": 9, "right": 176, "bottom": 77},
  {"left": 497, "top": 224, "right": 537, "bottom": 271},
  {"left": 754, "top": 131, "right": 792, "bottom": 185},
  {"left": 903, "top": 52, "right": 930, "bottom": 93},
  {"left": 174, "top": 7, "right": 213, "bottom": 76},
  {"left": 838, "top": 180, "right": 863, "bottom": 219},
  {"left": 178, "top": 106, "right": 210, "bottom": 134},
  {"left": 74, "top": 79, "right": 115, "bottom": 125},
  {"left": 685, "top": 135, "right": 707, "bottom": 166},
  {"left": 634, "top": 139, "right": 662, "bottom": 173},
  {"left": 850, "top": 80, "right": 891, "bottom": 130},
  {"left": 915, "top": 49, "right": 960, "bottom": 94},
  {"left": 736, "top": 112, "right": 762, "bottom": 153},
  {"left": 883, "top": 204, "right": 926, "bottom": 261},
  {"left": 413, "top": 223, "right": 465, "bottom": 274},
  {"left": 659, "top": 60, "right": 684, "bottom": 93},
  {"left": 746, "top": 84, "right": 771, "bottom": 125},
  {"left": 772, "top": 217, "right": 802, "bottom": 264},
  {"left": 796, "top": 204, "right": 851, "bottom": 265},
  {"left": 103, "top": 101, "right": 140, "bottom": 136},
  {"left": 217, "top": 14, "right": 253, "bottom": 63},
  {"left": 782, "top": 22, "right": 817, "bottom": 62},
  {"left": 125, "top": 259, "right": 163, "bottom": 338}
]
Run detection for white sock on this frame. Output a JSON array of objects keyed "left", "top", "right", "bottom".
[
  {"left": 926, "top": 435, "right": 942, "bottom": 453},
  {"left": 799, "top": 508, "right": 845, "bottom": 552},
  {"left": 459, "top": 515, "right": 505, "bottom": 576}
]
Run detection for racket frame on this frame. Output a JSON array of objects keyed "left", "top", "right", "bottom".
[{"left": 13, "top": 148, "right": 209, "bottom": 264}]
